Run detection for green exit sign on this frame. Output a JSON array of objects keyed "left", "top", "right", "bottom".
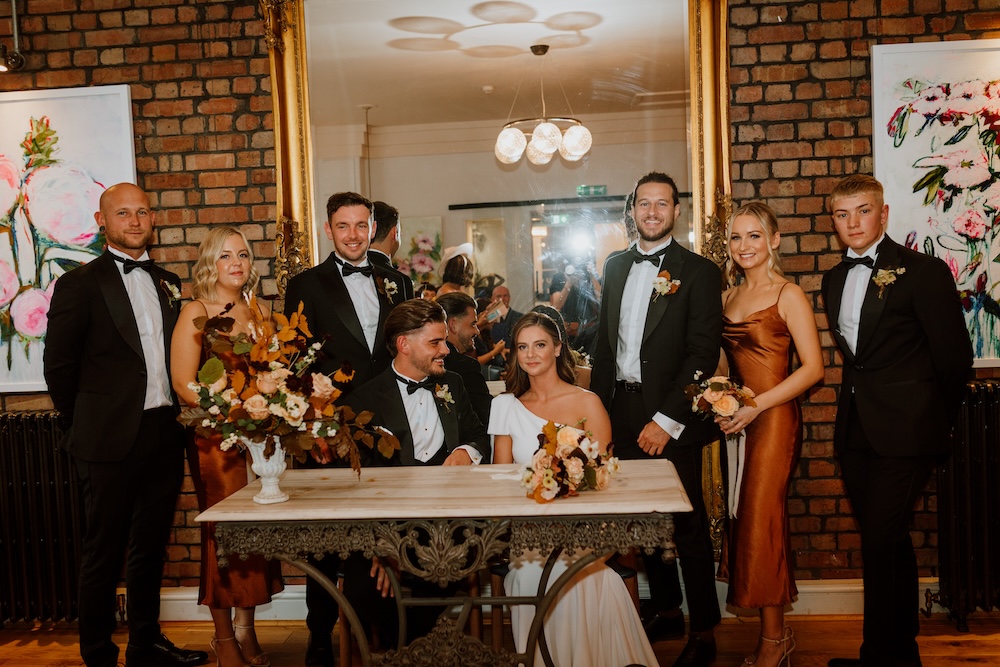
[{"left": 576, "top": 184, "right": 607, "bottom": 197}]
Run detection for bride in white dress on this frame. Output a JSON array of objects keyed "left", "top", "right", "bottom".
[{"left": 488, "top": 312, "right": 659, "bottom": 667}]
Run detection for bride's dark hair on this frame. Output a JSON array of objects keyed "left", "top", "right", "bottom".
[{"left": 504, "top": 312, "right": 577, "bottom": 397}]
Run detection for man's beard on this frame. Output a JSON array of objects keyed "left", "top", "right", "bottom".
[{"left": 638, "top": 219, "right": 673, "bottom": 244}]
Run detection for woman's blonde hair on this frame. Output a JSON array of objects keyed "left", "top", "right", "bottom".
[
  {"left": 191, "top": 226, "right": 259, "bottom": 301},
  {"left": 725, "top": 201, "right": 784, "bottom": 286}
]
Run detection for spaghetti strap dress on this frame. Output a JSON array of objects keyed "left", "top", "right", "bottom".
[{"left": 717, "top": 285, "right": 801, "bottom": 608}]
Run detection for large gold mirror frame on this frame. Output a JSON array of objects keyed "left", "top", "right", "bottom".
[{"left": 259, "top": 0, "right": 732, "bottom": 550}]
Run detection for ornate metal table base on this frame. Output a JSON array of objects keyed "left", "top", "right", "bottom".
[{"left": 217, "top": 515, "right": 675, "bottom": 666}]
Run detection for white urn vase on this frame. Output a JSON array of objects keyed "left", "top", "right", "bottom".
[{"left": 244, "top": 436, "right": 289, "bottom": 504}]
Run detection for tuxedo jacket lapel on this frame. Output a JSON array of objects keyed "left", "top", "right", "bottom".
[
  {"left": 603, "top": 254, "right": 630, "bottom": 353},
  {"left": 643, "top": 242, "right": 684, "bottom": 345},
  {"left": 435, "top": 386, "right": 458, "bottom": 453},
  {"left": 825, "top": 261, "right": 853, "bottom": 363},
  {"left": 856, "top": 240, "right": 898, "bottom": 357},
  {"left": 374, "top": 371, "right": 415, "bottom": 464},
  {"left": 95, "top": 254, "right": 144, "bottom": 361},
  {"left": 372, "top": 265, "right": 404, "bottom": 355},
  {"left": 317, "top": 258, "right": 368, "bottom": 350}
]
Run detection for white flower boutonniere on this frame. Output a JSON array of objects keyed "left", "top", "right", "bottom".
[
  {"left": 160, "top": 279, "right": 181, "bottom": 307},
  {"left": 651, "top": 270, "right": 681, "bottom": 302},
  {"left": 873, "top": 266, "right": 906, "bottom": 299},
  {"left": 384, "top": 279, "right": 399, "bottom": 299},
  {"left": 435, "top": 384, "right": 454, "bottom": 412}
]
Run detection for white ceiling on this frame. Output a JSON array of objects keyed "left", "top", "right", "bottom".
[{"left": 302, "top": 0, "right": 690, "bottom": 129}]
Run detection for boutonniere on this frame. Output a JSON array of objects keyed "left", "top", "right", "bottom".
[
  {"left": 872, "top": 266, "right": 906, "bottom": 298},
  {"left": 435, "top": 384, "right": 454, "bottom": 412},
  {"left": 160, "top": 279, "right": 181, "bottom": 307},
  {"left": 376, "top": 275, "right": 399, "bottom": 302},
  {"left": 651, "top": 270, "right": 681, "bottom": 302}
]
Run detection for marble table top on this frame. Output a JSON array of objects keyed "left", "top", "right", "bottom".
[{"left": 197, "top": 459, "right": 693, "bottom": 523}]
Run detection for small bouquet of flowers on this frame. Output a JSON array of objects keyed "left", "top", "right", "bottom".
[
  {"left": 521, "top": 421, "right": 620, "bottom": 503},
  {"left": 177, "top": 299, "right": 399, "bottom": 474},
  {"left": 685, "top": 372, "right": 757, "bottom": 420}
]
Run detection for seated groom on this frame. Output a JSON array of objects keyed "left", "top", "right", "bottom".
[{"left": 345, "top": 298, "right": 490, "bottom": 646}]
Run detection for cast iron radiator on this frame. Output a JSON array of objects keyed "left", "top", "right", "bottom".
[
  {"left": 0, "top": 411, "right": 82, "bottom": 624},
  {"left": 929, "top": 380, "right": 1000, "bottom": 630}
]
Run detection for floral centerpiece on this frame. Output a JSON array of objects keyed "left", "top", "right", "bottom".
[
  {"left": 177, "top": 300, "right": 399, "bottom": 484},
  {"left": 685, "top": 372, "right": 756, "bottom": 423},
  {"left": 521, "top": 421, "right": 620, "bottom": 503}
]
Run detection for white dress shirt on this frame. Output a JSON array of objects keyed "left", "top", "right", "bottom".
[
  {"left": 838, "top": 235, "right": 883, "bottom": 356},
  {"left": 615, "top": 238, "right": 684, "bottom": 439},
  {"left": 108, "top": 247, "right": 172, "bottom": 410},
  {"left": 391, "top": 362, "right": 482, "bottom": 464},
  {"left": 337, "top": 253, "right": 380, "bottom": 352}
]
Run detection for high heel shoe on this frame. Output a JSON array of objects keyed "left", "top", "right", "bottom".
[
  {"left": 742, "top": 626, "right": 795, "bottom": 667},
  {"left": 233, "top": 624, "right": 270, "bottom": 667},
  {"left": 210, "top": 635, "right": 250, "bottom": 667}
]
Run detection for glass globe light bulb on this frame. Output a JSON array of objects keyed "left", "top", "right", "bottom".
[
  {"left": 558, "top": 142, "right": 584, "bottom": 161},
  {"left": 531, "top": 122, "right": 561, "bottom": 154},
  {"left": 561, "top": 125, "right": 593, "bottom": 156},
  {"left": 496, "top": 127, "right": 527, "bottom": 161},
  {"left": 526, "top": 140, "right": 554, "bottom": 165}
]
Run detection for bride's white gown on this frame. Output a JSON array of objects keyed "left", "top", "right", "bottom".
[{"left": 488, "top": 393, "right": 659, "bottom": 667}]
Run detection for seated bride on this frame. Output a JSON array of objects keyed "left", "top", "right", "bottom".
[{"left": 488, "top": 312, "right": 659, "bottom": 667}]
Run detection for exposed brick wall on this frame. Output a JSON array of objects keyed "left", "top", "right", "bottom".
[
  {"left": 0, "top": 0, "right": 281, "bottom": 588},
  {"left": 729, "top": 0, "right": 1000, "bottom": 581}
]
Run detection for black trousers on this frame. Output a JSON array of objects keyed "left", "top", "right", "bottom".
[
  {"left": 75, "top": 407, "right": 184, "bottom": 667},
  {"left": 840, "top": 402, "right": 933, "bottom": 666},
  {"left": 611, "top": 389, "right": 721, "bottom": 633}
]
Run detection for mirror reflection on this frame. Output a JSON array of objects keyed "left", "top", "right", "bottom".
[{"left": 302, "top": 0, "right": 694, "bottom": 321}]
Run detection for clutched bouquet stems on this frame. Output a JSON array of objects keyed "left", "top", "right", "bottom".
[{"left": 177, "top": 298, "right": 400, "bottom": 503}]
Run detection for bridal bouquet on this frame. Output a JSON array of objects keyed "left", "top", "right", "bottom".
[
  {"left": 521, "top": 421, "right": 620, "bottom": 503},
  {"left": 177, "top": 299, "right": 399, "bottom": 473},
  {"left": 685, "top": 372, "right": 756, "bottom": 419}
]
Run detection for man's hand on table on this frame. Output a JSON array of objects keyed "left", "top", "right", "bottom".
[{"left": 443, "top": 449, "right": 473, "bottom": 466}]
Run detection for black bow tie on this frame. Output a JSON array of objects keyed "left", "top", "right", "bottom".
[
  {"left": 397, "top": 374, "right": 436, "bottom": 395},
  {"left": 631, "top": 247, "right": 667, "bottom": 265},
  {"left": 113, "top": 255, "right": 155, "bottom": 274},
  {"left": 843, "top": 255, "right": 875, "bottom": 269},
  {"left": 340, "top": 261, "right": 373, "bottom": 278}
]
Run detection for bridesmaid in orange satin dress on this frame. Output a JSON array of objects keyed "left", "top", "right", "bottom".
[
  {"left": 171, "top": 226, "right": 283, "bottom": 667},
  {"left": 715, "top": 203, "right": 824, "bottom": 667}
]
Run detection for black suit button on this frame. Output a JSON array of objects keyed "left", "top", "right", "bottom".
[{"left": 855, "top": 364, "right": 864, "bottom": 370}]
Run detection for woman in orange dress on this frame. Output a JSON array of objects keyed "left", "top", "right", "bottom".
[
  {"left": 171, "top": 226, "right": 283, "bottom": 667},
  {"left": 716, "top": 203, "right": 824, "bottom": 667}
]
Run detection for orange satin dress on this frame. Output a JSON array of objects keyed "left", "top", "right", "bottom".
[
  {"left": 717, "top": 298, "right": 800, "bottom": 609},
  {"left": 186, "top": 347, "right": 283, "bottom": 608}
]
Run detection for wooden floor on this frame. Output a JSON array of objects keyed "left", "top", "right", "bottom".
[{"left": 1, "top": 615, "right": 997, "bottom": 666}]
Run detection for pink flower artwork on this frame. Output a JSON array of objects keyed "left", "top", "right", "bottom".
[
  {"left": 915, "top": 147, "right": 993, "bottom": 189},
  {"left": 415, "top": 234, "right": 435, "bottom": 251},
  {"left": 0, "top": 156, "right": 18, "bottom": 218},
  {"left": 410, "top": 252, "right": 435, "bottom": 275},
  {"left": 10, "top": 288, "right": 51, "bottom": 339},
  {"left": 0, "top": 258, "right": 19, "bottom": 307},
  {"left": 952, "top": 209, "right": 989, "bottom": 240},
  {"left": 22, "top": 163, "right": 103, "bottom": 246}
]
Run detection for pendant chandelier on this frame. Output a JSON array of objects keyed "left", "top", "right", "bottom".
[{"left": 494, "top": 44, "right": 592, "bottom": 165}]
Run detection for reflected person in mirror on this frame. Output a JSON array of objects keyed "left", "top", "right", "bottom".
[
  {"left": 43, "top": 183, "right": 208, "bottom": 667},
  {"left": 368, "top": 200, "right": 415, "bottom": 299},
  {"left": 437, "top": 292, "right": 493, "bottom": 426},
  {"left": 591, "top": 171, "right": 723, "bottom": 667},
  {"left": 283, "top": 191, "right": 409, "bottom": 667}
]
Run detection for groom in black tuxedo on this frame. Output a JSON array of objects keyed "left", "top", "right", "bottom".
[
  {"left": 346, "top": 298, "right": 489, "bottom": 645},
  {"left": 283, "top": 191, "right": 410, "bottom": 667},
  {"left": 592, "top": 172, "right": 723, "bottom": 667},
  {"left": 368, "top": 200, "right": 415, "bottom": 299},
  {"left": 44, "top": 183, "right": 207, "bottom": 667},
  {"left": 822, "top": 175, "right": 972, "bottom": 667}
]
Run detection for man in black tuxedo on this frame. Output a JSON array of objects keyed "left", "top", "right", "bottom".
[
  {"left": 346, "top": 298, "right": 489, "bottom": 645},
  {"left": 822, "top": 175, "right": 972, "bottom": 667},
  {"left": 283, "top": 191, "right": 409, "bottom": 667},
  {"left": 368, "top": 200, "right": 415, "bottom": 299},
  {"left": 436, "top": 291, "right": 492, "bottom": 426},
  {"left": 591, "top": 172, "right": 723, "bottom": 667},
  {"left": 43, "top": 183, "right": 208, "bottom": 667}
]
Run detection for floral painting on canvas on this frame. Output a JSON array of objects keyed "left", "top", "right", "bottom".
[
  {"left": 873, "top": 40, "right": 1000, "bottom": 366},
  {"left": 0, "top": 85, "right": 136, "bottom": 391}
]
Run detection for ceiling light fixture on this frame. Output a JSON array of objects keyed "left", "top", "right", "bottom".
[
  {"left": 495, "top": 44, "right": 592, "bottom": 166},
  {"left": 1, "top": 0, "right": 26, "bottom": 72}
]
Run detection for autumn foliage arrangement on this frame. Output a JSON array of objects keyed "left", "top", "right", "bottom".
[
  {"left": 521, "top": 421, "right": 620, "bottom": 503},
  {"left": 177, "top": 299, "right": 399, "bottom": 474}
]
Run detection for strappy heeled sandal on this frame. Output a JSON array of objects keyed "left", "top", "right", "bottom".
[
  {"left": 742, "top": 626, "right": 796, "bottom": 667},
  {"left": 233, "top": 624, "right": 270, "bottom": 667}
]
